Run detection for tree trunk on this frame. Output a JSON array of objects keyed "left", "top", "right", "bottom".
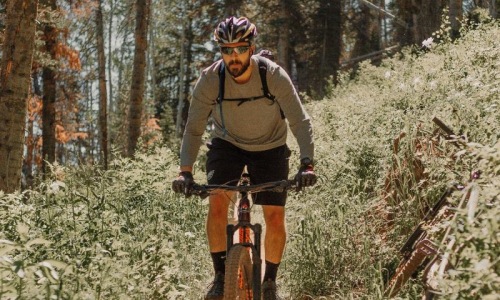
[
  {"left": 380, "top": 0, "right": 388, "bottom": 48},
  {"left": 395, "top": 0, "right": 445, "bottom": 45},
  {"left": 148, "top": 7, "right": 157, "bottom": 116},
  {"left": 96, "top": 0, "right": 109, "bottom": 168},
  {"left": 182, "top": 18, "right": 193, "bottom": 134},
  {"left": 394, "top": 0, "right": 413, "bottom": 45},
  {"left": 277, "top": 0, "right": 290, "bottom": 74},
  {"left": 225, "top": 0, "right": 241, "bottom": 16},
  {"left": 175, "top": 4, "right": 193, "bottom": 138},
  {"left": 318, "top": 0, "right": 341, "bottom": 94},
  {"left": 127, "top": 0, "right": 151, "bottom": 157},
  {"left": 108, "top": 0, "right": 115, "bottom": 114},
  {"left": 41, "top": 0, "right": 57, "bottom": 174},
  {"left": 476, "top": 0, "right": 497, "bottom": 18},
  {"left": 352, "top": 3, "right": 380, "bottom": 61},
  {"left": 410, "top": 0, "right": 419, "bottom": 43},
  {"left": 329, "top": 0, "right": 342, "bottom": 85},
  {"left": 0, "top": 0, "right": 38, "bottom": 193},
  {"left": 175, "top": 14, "right": 186, "bottom": 138},
  {"left": 449, "top": 0, "right": 463, "bottom": 39}
]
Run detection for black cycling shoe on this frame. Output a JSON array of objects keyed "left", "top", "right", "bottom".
[
  {"left": 262, "top": 279, "right": 282, "bottom": 300},
  {"left": 205, "top": 272, "right": 224, "bottom": 300}
]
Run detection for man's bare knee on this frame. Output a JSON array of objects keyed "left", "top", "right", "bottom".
[
  {"left": 263, "top": 206, "right": 285, "bottom": 229},
  {"left": 208, "top": 192, "right": 231, "bottom": 219}
]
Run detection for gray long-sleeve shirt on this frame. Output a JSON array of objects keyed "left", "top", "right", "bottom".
[{"left": 180, "top": 56, "right": 314, "bottom": 167}]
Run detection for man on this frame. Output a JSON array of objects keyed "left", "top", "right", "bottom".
[{"left": 172, "top": 16, "right": 317, "bottom": 300}]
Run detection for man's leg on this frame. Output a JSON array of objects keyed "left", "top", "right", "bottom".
[
  {"left": 261, "top": 204, "right": 286, "bottom": 300},
  {"left": 207, "top": 191, "right": 232, "bottom": 253},
  {"left": 262, "top": 205, "right": 286, "bottom": 277},
  {"left": 205, "top": 191, "right": 232, "bottom": 300}
]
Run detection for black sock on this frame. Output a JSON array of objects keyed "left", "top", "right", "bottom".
[
  {"left": 263, "top": 260, "right": 280, "bottom": 282},
  {"left": 211, "top": 251, "right": 226, "bottom": 274}
]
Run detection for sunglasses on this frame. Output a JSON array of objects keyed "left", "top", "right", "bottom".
[{"left": 220, "top": 46, "right": 250, "bottom": 55}]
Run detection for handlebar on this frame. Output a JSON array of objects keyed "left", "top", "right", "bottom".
[{"left": 190, "top": 179, "right": 297, "bottom": 198}]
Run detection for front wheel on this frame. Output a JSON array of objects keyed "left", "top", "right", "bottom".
[{"left": 224, "top": 245, "right": 254, "bottom": 299}]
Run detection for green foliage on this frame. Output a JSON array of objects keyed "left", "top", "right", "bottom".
[
  {"left": 0, "top": 215, "right": 68, "bottom": 299},
  {"left": 283, "top": 19, "right": 499, "bottom": 299},
  {"left": 436, "top": 142, "right": 499, "bottom": 299},
  {"left": 1, "top": 147, "right": 211, "bottom": 299}
]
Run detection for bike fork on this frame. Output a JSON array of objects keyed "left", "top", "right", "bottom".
[
  {"left": 253, "top": 223, "right": 262, "bottom": 299},
  {"left": 226, "top": 223, "right": 263, "bottom": 299},
  {"left": 226, "top": 224, "right": 235, "bottom": 251}
]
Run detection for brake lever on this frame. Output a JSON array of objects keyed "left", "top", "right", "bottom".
[
  {"left": 198, "top": 191, "right": 210, "bottom": 199},
  {"left": 190, "top": 184, "right": 210, "bottom": 199}
]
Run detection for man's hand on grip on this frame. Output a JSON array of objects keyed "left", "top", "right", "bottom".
[
  {"left": 295, "top": 158, "right": 317, "bottom": 192},
  {"left": 172, "top": 171, "right": 195, "bottom": 197}
]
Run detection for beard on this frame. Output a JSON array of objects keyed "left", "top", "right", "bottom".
[{"left": 226, "top": 56, "right": 251, "bottom": 78}]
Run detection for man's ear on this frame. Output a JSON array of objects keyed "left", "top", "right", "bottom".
[{"left": 250, "top": 45, "right": 256, "bottom": 55}]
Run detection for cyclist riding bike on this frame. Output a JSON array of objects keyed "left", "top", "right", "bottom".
[{"left": 172, "top": 16, "right": 317, "bottom": 300}]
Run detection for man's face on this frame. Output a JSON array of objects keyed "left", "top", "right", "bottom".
[{"left": 220, "top": 42, "right": 254, "bottom": 78}]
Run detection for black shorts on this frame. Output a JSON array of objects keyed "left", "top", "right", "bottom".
[{"left": 205, "top": 138, "right": 291, "bottom": 206}]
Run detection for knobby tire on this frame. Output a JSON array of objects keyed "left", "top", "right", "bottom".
[
  {"left": 384, "top": 239, "right": 437, "bottom": 297},
  {"left": 224, "top": 245, "right": 253, "bottom": 299}
]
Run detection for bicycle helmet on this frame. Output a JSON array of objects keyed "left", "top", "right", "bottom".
[{"left": 213, "top": 17, "right": 257, "bottom": 45}]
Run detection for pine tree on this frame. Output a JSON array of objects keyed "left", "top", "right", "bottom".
[
  {"left": 127, "top": 0, "right": 151, "bottom": 157},
  {"left": 96, "top": 0, "right": 109, "bottom": 168},
  {"left": 0, "top": 0, "right": 38, "bottom": 192},
  {"left": 41, "top": 0, "right": 58, "bottom": 173}
]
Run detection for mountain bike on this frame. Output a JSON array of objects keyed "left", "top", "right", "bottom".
[
  {"left": 191, "top": 174, "right": 296, "bottom": 300},
  {"left": 384, "top": 170, "right": 481, "bottom": 298},
  {"left": 384, "top": 117, "right": 480, "bottom": 298}
]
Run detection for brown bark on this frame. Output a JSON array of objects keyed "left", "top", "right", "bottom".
[
  {"left": 314, "top": 0, "right": 342, "bottom": 95},
  {"left": 175, "top": 9, "right": 193, "bottom": 138},
  {"left": 352, "top": 3, "right": 380, "bottom": 62},
  {"left": 277, "top": 0, "right": 290, "bottom": 74},
  {"left": 108, "top": 0, "right": 115, "bottom": 113},
  {"left": 41, "top": 0, "right": 58, "bottom": 174},
  {"left": 449, "top": 0, "right": 463, "bottom": 39},
  {"left": 127, "top": 0, "right": 151, "bottom": 157},
  {"left": 395, "top": 0, "right": 446, "bottom": 45},
  {"left": 0, "top": 0, "right": 38, "bottom": 193},
  {"left": 182, "top": 18, "right": 193, "bottom": 136},
  {"left": 224, "top": 0, "right": 241, "bottom": 16},
  {"left": 97, "top": 0, "right": 108, "bottom": 168}
]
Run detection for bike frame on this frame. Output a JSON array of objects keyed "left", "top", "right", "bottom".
[{"left": 226, "top": 173, "right": 263, "bottom": 299}]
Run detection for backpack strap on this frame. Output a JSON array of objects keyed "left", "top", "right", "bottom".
[
  {"left": 256, "top": 56, "right": 275, "bottom": 101},
  {"left": 217, "top": 61, "right": 225, "bottom": 104},
  {"left": 217, "top": 61, "right": 228, "bottom": 136},
  {"left": 256, "top": 56, "right": 285, "bottom": 119}
]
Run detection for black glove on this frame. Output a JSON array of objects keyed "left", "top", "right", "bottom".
[
  {"left": 172, "top": 171, "right": 195, "bottom": 197},
  {"left": 295, "top": 158, "right": 317, "bottom": 192}
]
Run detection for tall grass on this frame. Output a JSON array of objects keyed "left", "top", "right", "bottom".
[
  {"left": 283, "top": 18, "right": 499, "bottom": 299},
  {"left": 1, "top": 148, "right": 212, "bottom": 299}
]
